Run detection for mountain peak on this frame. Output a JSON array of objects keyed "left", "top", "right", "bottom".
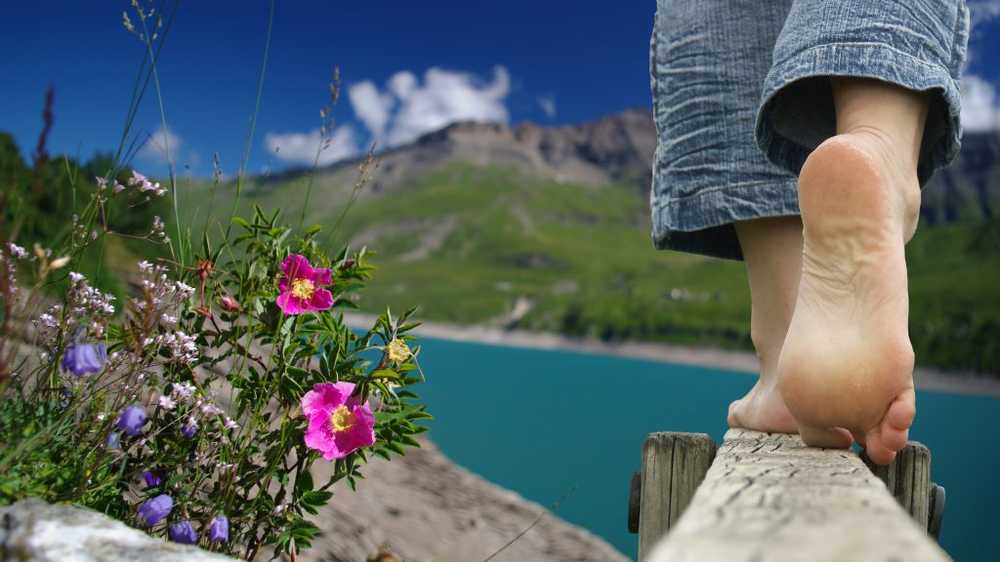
[{"left": 374, "top": 109, "right": 656, "bottom": 191}]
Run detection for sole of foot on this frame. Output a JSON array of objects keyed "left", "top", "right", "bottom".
[{"left": 777, "top": 130, "right": 919, "bottom": 465}]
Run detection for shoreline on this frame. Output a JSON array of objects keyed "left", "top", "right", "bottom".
[{"left": 343, "top": 312, "right": 1000, "bottom": 398}]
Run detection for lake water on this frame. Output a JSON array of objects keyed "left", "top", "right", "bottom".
[{"left": 412, "top": 336, "right": 1000, "bottom": 561}]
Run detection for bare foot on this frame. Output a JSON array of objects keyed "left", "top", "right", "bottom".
[
  {"left": 777, "top": 130, "right": 919, "bottom": 465},
  {"left": 728, "top": 217, "right": 803, "bottom": 435},
  {"left": 728, "top": 378, "right": 797, "bottom": 433}
]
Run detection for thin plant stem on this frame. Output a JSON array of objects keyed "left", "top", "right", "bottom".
[
  {"left": 137, "top": 9, "right": 181, "bottom": 265},
  {"left": 225, "top": 0, "right": 275, "bottom": 243}
]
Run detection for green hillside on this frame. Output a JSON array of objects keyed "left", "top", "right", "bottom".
[
  {"left": 3, "top": 124, "right": 995, "bottom": 374},
  {"left": 183, "top": 161, "right": 999, "bottom": 374}
]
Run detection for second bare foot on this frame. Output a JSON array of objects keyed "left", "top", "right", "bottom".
[{"left": 777, "top": 130, "right": 919, "bottom": 465}]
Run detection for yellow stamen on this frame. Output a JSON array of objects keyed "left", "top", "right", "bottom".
[
  {"left": 386, "top": 338, "right": 411, "bottom": 364},
  {"left": 290, "top": 278, "right": 316, "bottom": 300},
  {"left": 329, "top": 405, "right": 356, "bottom": 433}
]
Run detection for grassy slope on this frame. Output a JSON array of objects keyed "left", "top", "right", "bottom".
[{"left": 181, "top": 161, "right": 999, "bottom": 373}]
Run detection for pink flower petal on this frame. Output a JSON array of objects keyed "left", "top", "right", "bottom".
[
  {"left": 281, "top": 254, "right": 310, "bottom": 279},
  {"left": 308, "top": 288, "right": 334, "bottom": 312},
  {"left": 308, "top": 267, "right": 332, "bottom": 286},
  {"left": 302, "top": 383, "right": 344, "bottom": 417},
  {"left": 301, "top": 382, "right": 372, "bottom": 460},
  {"left": 304, "top": 416, "right": 336, "bottom": 455},
  {"left": 276, "top": 292, "right": 304, "bottom": 315},
  {"left": 332, "top": 405, "right": 376, "bottom": 456}
]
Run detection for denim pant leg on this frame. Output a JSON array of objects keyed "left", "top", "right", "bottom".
[
  {"left": 757, "top": 0, "right": 970, "bottom": 185},
  {"left": 649, "top": 0, "right": 970, "bottom": 261},
  {"left": 650, "top": 0, "right": 799, "bottom": 261}
]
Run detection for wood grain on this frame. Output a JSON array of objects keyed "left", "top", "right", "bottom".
[
  {"left": 645, "top": 429, "right": 949, "bottom": 562},
  {"left": 637, "top": 432, "right": 716, "bottom": 561}
]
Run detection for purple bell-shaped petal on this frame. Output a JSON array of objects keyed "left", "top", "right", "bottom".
[
  {"left": 142, "top": 470, "right": 162, "bottom": 487},
  {"left": 137, "top": 494, "right": 173, "bottom": 526},
  {"left": 168, "top": 519, "right": 199, "bottom": 544},
  {"left": 116, "top": 404, "right": 146, "bottom": 436},
  {"left": 207, "top": 515, "right": 229, "bottom": 543},
  {"left": 62, "top": 343, "right": 107, "bottom": 376},
  {"left": 180, "top": 417, "right": 198, "bottom": 439}
]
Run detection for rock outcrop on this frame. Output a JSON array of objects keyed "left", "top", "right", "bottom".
[
  {"left": 302, "top": 438, "right": 628, "bottom": 562},
  {"left": 258, "top": 109, "right": 658, "bottom": 198},
  {"left": 0, "top": 498, "right": 235, "bottom": 562}
]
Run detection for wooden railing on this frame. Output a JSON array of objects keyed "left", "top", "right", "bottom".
[{"left": 628, "top": 429, "right": 948, "bottom": 561}]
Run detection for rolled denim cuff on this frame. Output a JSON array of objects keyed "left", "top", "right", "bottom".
[
  {"left": 757, "top": 40, "right": 967, "bottom": 186},
  {"left": 651, "top": 177, "right": 799, "bottom": 260}
]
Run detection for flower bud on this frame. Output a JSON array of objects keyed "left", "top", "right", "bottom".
[
  {"left": 207, "top": 515, "right": 229, "bottom": 543},
  {"left": 219, "top": 294, "right": 240, "bottom": 312}
]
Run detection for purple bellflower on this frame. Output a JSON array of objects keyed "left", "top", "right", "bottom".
[
  {"left": 117, "top": 404, "right": 146, "bottom": 436},
  {"left": 168, "top": 520, "right": 199, "bottom": 544},
  {"left": 62, "top": 343, "right": 107, "bottom": 376},
  {"left": 207, "top": 515, "right": 229, "bottom": 543},
  {"left": 138, "top": 494, "right": 173, "bottom": 526},
  {"left": 142, "top": 470, "right": 162, "bottom": 487}
]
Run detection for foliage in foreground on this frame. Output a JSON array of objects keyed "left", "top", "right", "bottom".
[
  {"left": 0, "top": 3, "right": 429, "bottom": 558},
  {"left": 1, "top": 194, "right": 430, "bottom": 558}
]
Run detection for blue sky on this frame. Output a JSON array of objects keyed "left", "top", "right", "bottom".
[{"left": 1, "top": 1, "right": 999, "bottom": 177}]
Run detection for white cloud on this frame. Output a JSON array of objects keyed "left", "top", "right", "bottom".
[
  {"left": 139, "top": 126, "right": 182, "bottom": 164},
  {"left": 348, "top": 81, "right": 394, "bottom": 141},
  {"left": 961, "top": 75, "right": 1000, "bottom": 132},
  {"left": 538, "top": 94, "right": 557, "bottom": 118},
  {"left": 969, "top": 0, "right": 1000, "bottom": 27},
  {"left": 264, "top": 125, "right": 359, "bottom": 166},
  {"left": 347, "top": 66, "right": 511, "bottom": 147}
]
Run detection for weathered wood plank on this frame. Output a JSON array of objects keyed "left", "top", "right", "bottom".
[
  {"left": 637, "top": 432, "right": 716, "bottom": 561},
  {"left": 645, "top": 429, "right": 949, "bottom": 562},
  {"left": 863, "top": 441, "right": 932, "bottom": 526}
]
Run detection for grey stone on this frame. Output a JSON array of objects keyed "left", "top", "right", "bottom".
[{"left": 0, "top": 498, "right": 235, "bottom": 562}]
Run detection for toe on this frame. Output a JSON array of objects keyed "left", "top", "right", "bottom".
[
  {"left": 799, "top": 424, "right": 853, "bottom": 449},
  {"left": 884, "top": 388, "right": 916, "bottom": 431},
  {"left": 865, "top": 427, "right": 898, "bottom": 465},
  {"left": 879, "top": 422, "right": 909, "bottom": 452},
  {"left": 879, "top": 389, "right": 916, "bottom": 452}
]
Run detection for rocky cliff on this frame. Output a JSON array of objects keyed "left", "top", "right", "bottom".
[{"left": 301, "top": 437, "right": 628, "bottom": 562}]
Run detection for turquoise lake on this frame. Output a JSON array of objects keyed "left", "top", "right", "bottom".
[{"left": 411, "top": 336, "right": 1000, "bottom": 561}]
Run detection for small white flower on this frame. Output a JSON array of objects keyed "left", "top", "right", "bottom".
[
  {"left": 6, "top": 243, "right": 27, "bottom": 259},
  {"left": 224, "top": 417, "right": 239, "bottom": 430},
  {"left": 172, "top": 382, "right": 196, "bottom": 399},
  {"left": 69, "top": 271, "right": 85, "bottom": 283},
  {"left": 158, "top": 395, "right": 176, "bottom": 410},
  {"left": 201, "top": 403, "right": 223, "bottom": 416}
]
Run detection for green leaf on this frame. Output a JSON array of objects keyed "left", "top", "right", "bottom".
[
  {"left": 295, "top": 470, "right": 314, "bottom": 495},
  {"left": 370, "top": 369, "right": 400, "bottom": 381}
]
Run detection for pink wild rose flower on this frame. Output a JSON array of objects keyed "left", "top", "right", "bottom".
[
  {"left": 302, "top": 382, "right": 376, "bottom": 460},
  {"left": 276, "top": 254, "right": 334, "bottom": 315}
]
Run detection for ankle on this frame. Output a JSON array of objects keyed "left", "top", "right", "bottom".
[
  {"left": 749, "top": 324, "right": 784, "bottom": 379},
  {"left": 838, "top": 129, "right": 922, "bottom": 235},
  {"left": 831, "top": 77, "right": 928, "bottom": 165}
]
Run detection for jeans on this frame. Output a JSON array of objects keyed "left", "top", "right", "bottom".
[{"left": 649, "top": 0, "right": 970, "bottom": 260}]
